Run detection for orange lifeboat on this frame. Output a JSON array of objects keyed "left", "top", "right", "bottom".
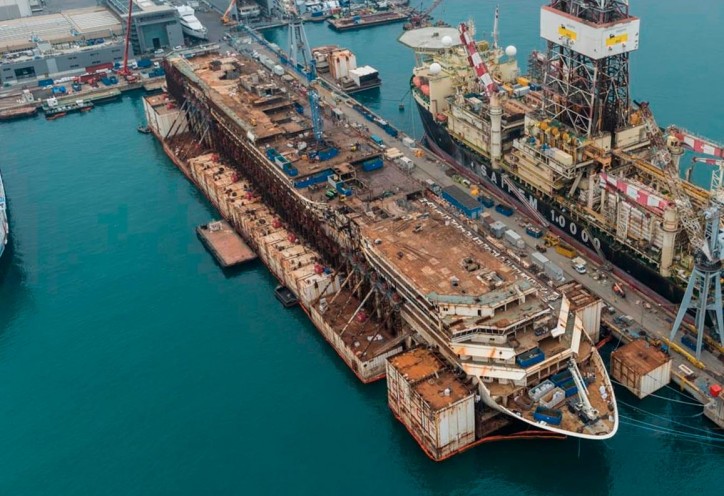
[
  {"left": 436, "top": 113, "right": 448, "bottom": 123},
  {"left": 413, "top": 76, "right": 422, "bottom": 88},
  {"left": 420, "top": 84, "right": 430, "bottom": 96}
]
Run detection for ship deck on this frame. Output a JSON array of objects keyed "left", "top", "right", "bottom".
[
  {"left": 179, "top": 54, "right": 420, "bottom": 202},
  {"left": 361, "top": 203, "right": 517, "bottom": 297}
]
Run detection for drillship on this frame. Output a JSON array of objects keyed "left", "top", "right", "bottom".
[
  {"left": 400, "top": 0, "right": 724, "bottom": 303},
  {"left": 176, "top": 5, "right": 208, "bottom": 40},
  {"left": 0, "top": 168, "right": 7, "bottom": 259}
]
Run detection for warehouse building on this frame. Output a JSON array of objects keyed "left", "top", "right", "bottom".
[
  {"left": 104, "top": 0, "right": 183, "bottom": 54},
  {"left": 0, "top": 7, "right": 124, "bottom": 85},
  {"left": 0, "top": 0, "right": 31, "bottom": 21}
]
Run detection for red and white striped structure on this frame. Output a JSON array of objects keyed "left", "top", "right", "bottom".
[
  {"left": 600, "top": 172, "right": 672, "bottom": 212},
  {"left": 670, "top": 127, "right": 724, "bottom": 158},
  {"left": 458, "top": 22, "right": 497, "bottom": 98}
]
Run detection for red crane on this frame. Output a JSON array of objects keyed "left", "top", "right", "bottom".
[
  {"left": 119, "top": 0, "right": 135, "bottom": 79},
  {"left": 406, "top": 0, "right": 444, "bottom": 29}
]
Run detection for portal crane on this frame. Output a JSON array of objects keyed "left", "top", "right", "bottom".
[
  {"left": 635, "top": 101, "right": 724, "bottom": 358},
  {"left": 287, "top": 3, "right": 323, "bottom": 143},
  {"left": 407, "top": 0, "right": 445, "bottom": 30}
]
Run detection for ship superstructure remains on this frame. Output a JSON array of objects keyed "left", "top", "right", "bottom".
[
  {"left": 152, "top": 42, "right": 618, "bottom": 460},
  {"left": 401, "top": 2, "right": 721, "bottom": 304}
]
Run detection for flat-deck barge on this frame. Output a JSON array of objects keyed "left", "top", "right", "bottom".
[{"left": 327, "top": 11, "right": 409, "bottom": 31}]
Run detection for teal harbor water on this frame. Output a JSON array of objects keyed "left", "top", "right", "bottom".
[{"left": 0, "top": 1, "right": 722, "bottom": 494}]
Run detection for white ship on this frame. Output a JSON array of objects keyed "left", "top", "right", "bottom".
[
  {"left": 176, "top": 5, "right": 208, "bottom": 40},
  {"left": 0, "top": 168, "right": 7, "bottom": 259}
]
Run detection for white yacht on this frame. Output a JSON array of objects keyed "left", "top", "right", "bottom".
[{"left": 176, "top": 5, "right": 208, "bottom": 40}]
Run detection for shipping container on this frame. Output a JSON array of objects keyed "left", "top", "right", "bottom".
[
  {"left": 361, "top": 157, "right": 383, "bottom": 172},
  {"left": 525, "top": 225, "right": 544, "bottom": 238},
  {"left": 530, "top": 252, "right": 549, "bottom": 270},
  {"left": 555, "top": 243, "right": 576, "bottom": 258},
  {"left": 529, "top": 380, "right": 555, "bottom": 401},
  {"left": 504, "top": 230, "right": 525, "bottom": 249},
  {"left": 425, "top": 179, "right": 441, "bottom": 195},
  {"left": 370, "top": 134, "right": 384, "bottom": 146},
  {"left": 544, "top": 261, "right": 564, "bottom": 282},
  {"left": 442, "top": 185, "right": 482, "bottom": 219},
  {"left": 533, "top": 406, "right": 562, "bottom": 426},
  {"left": 86, "top": 62, "right": 113, "bottom": 73},
  {"left": 516, "top": 347, "right": 545, "bottom": 368},
  {"left": 38, "top": 78, "right": 54, "bottom": 87},
  {"left": 479, "top": 195, "right": 494, "bottom": 208},
  {"left": 495, "top": 203, "right": 514, "bottom": 216},
  {"left": 490, "top": 221, "right": 507, "bottom": 238}
]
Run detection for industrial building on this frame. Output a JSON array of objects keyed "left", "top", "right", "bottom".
[
  {"left": 104, "top": 0, "right": 183, "bottom": 54},
  {"left": 0, "top": 7, "right": 124, "bottom": 85},
  {"left": 0, "top": 0, "right": 31, "bottom": 21}
]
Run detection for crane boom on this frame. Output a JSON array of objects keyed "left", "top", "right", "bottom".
[
  {"left": 120, "top": 0, "right": 134, "bottom": 77},
  {"left": 636, "top": 101, "right": 711, "bottom": 260},
  {"left": 458, "top": 22, "right": 497, "bottom": 98}
]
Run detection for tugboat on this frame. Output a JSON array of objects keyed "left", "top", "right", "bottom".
[{"left": 274, "top": 285, "right": 299, "bottom": 308}]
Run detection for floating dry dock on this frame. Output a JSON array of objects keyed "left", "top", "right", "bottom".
[
  {"left": 197, "top": 220, "right": 256, "bottom": 267},
  {"left": 144, "top": 45, "right": 619, "bottom": 460}
]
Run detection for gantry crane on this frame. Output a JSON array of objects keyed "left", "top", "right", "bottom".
[
  {"left": 635, "top": 101, "right": 724, "bottom": 359},
  {"left": 287, "top": 3, "right": 324, "bottom": 144}
]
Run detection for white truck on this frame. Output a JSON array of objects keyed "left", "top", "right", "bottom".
[{"left": 571, "top": 256, "right": 587, "bottom": 274}]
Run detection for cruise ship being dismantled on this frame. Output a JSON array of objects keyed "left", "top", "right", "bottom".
[
  {"left": 400, "top": 0, "right": 724, "bottom": 304},
  {"left": 144, "top": 20, "right": 618, "bottom": 459}
]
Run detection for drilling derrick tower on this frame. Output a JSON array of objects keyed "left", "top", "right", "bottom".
[{"left": 541, "top": 0, "right": 640, "bottom": 136}]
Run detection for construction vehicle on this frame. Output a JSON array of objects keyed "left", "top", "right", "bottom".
[
  {"left": 543, "top": 232, "right": 559, "bottom": 247},
  {"left": 117, "top": 0, "right": 137, "bottom": 82},
  {"left": 222, "top": 0, "right": 237, "bottom": 25}
]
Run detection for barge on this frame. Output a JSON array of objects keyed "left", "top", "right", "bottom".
[
  {"left": 399, "top": 3, "right": 723, "bottom": 305},
  {"left": 327, "top": 10, "right": 408, "bottom": 31}
]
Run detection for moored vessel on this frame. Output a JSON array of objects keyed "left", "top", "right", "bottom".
[{"left": 400, "top": 2, "right": 722, "bottom": 304}]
